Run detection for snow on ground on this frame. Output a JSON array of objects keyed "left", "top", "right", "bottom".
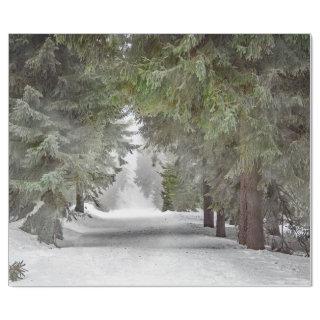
[{"left": 9, "top": 204, "right": 311, "bottom": 286}]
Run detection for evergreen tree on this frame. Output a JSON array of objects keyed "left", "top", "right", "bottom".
[
  {"left": 160, "top": 165, "right": 178, "bottom": 212},
  {"left": 9, "top": 36, "right": 72, "bottom": 242},
  {"left": 9, "top": 35, "right": 136, "bottom": 243},
  {"left": 134, "top": 152, "right": 158, "bottom": 198},
  {"left": 99, "top": 166, "right": 130, "bottom": 211},
  {"left": 134, "top": 150, "right": 163, "bottom": 209},
  {"left": 121, "top": 34, "right": 310, "bottom": 250},
  {"left": 138, "top": 114, "right": 202, "bottom": 213}
]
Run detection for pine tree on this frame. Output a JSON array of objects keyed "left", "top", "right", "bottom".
[
  {"left": 160, "top": 165, "right": 178, "bottom": 212},
  {"left": 99, "top": 166, "right": 130, "bottom": 211},
  {"left": 9, "top": 35, "right": 136, "bottom": 243},
  {"left": 121, "top": 34, "right": 310, "bottom": 250},
  {"left": 138, "top": 114, "right": 202, "bottom": 212},
  {"left": 134, "top": 152, "right": 158, "bottom": 198},
  {"left": 9, "top": 36, "right": 79, "bottom": 242}
]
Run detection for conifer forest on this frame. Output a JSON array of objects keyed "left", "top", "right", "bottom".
[{"left": 9, "top": 34, "right": 310, "bottom": 286}]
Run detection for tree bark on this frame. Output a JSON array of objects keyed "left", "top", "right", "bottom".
[
  {"left": 216, "top": 209, "right": 226, "bottom": 237},
  {"left": 238, "top": 173, "right": 248, "bottom": 245},
  {"left": 203, "top": 179, "right": 214, "bottom": 228},
  {"left": 75, "top": 184, "right": 84, "bottom": 213},
  {"left": 240, "top": 167, "right": 265, "bottom": 250}
]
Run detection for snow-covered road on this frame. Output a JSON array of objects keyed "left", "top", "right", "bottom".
[{"left": 9, "top": 204, "right": 311, "bottom": 286}]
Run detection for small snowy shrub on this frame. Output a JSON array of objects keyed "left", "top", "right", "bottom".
[
  {"left": 9, "top": 261, "right": 27, "bottom": 282},
  {"left": 21, "top": 204, "right": 63, "bottom": 245}
]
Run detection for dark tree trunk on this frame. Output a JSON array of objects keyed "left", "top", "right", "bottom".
[
  {"left": 203, "top": 179, "right": 214, "bottom": 228},
  {"left": 216, "top": 209, "right": 226, "bottom": 237},
  {"left": 240, "top": 167, "right": 265, "bottom": 250},
  {"left": 238, "top": 113, "right": 247, "bottom": 245},
  {"left": 75, "top": 184, "right": 84, "bottom": 213},
  {"left": 239, "top": 173, "right": 248, "bottom": 245}
]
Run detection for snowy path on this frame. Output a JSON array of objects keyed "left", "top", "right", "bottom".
[{"left": 9, "top": 205, "right": 310, "bottom": 286}]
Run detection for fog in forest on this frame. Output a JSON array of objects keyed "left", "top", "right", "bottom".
[
  {"left": 99, "top": 115, "right": 161, "bottom": 211},
  {"left": 8, "top": 34, "right": 310, "bottom": 288}
]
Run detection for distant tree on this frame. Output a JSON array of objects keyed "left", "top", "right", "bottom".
[
  {"left": 160, "top": 165, "right": 178, "bottom": 212},
  {"left": 134, "top": 152, "right": 156, "bottom": 198},
  {"left": 99, "top": 166, "right": 130, "bottom": 211}
]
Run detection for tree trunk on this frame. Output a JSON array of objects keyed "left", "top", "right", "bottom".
[
  {"left": 203, "top": 179, "right": 214, "bottom": 228},
  {"left": 216, "top": 209, "right": 226, "bottom": 237},
  {"left": 75, "top": 184, "right": 84, "bottom": 213},
  {"left": 239, "top": 173, "right": 248, "bottom": 245},
  {"left": 240, "top": 167, "right": 265, "bottom": 250}
]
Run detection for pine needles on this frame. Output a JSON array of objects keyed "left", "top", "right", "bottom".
[{"left": 9, "top": 261, "right": 28, "bottom": 282}]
